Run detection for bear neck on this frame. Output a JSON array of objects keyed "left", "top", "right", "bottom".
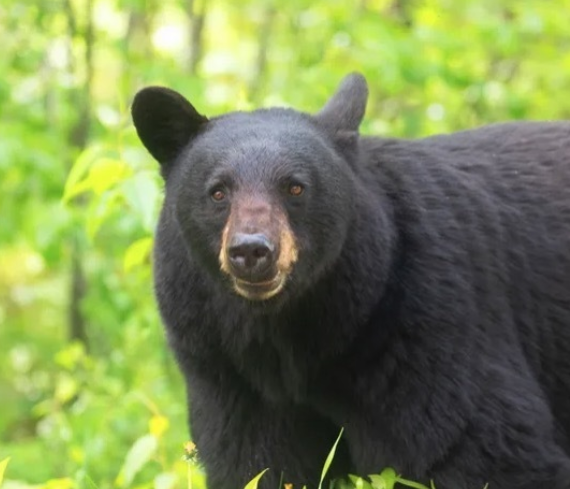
[
  {"left": 230, "top": 179, "right": 398, "bottom": 360},
  {"left": 212, "top": 183, "right": 399, "bottom": 403}
]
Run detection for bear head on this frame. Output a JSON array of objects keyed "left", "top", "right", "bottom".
[{"left": 132, "top": 73, "right": 369, "bottom": 306}]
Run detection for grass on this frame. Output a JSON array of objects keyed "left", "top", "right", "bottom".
[{"left": 1, "top": 430, "right": 490, "bottom": 489}]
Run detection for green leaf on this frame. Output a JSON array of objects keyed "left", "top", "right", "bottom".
[
  {"left": 368, "top": 475, "right": 387, "bottom": 489},
  {"left": 121, "top": 172, "right": 160, "bottom": 232},
  {"left": 123, "top": 237, "right": 153, "bottom": 272},
  {"left": 64, "top": 157, "right": 132, "bottom": 203},
  {"left": 154, "top": 473, "right": 177, "bottom": 489},
  {"left": 75, "top": 470, "right": 100, "bottom": 489},
  {"left": 369, "top": 468, "right": 398, "bottom": 489},
  {"left": 116, "top": 434, "right": 158, "bottom": 487},
  {"left": 394, "top": 476, "right": 431, "bottom": 489},
  {"left": 87, "top": 158, "right": 132, "bottom": 195},
  {"left": 319, "top": 428, "right": 344, "bottom": 489},
  {"left": 85, "top": 190, "right": 122, "bottom": 240},
  {"left": 44, "top": 478, "right": 74, "bottom": 489},
  {"left": 62, "top": 144, "right": 107, "bottom": 203},
  {"left": 0, "top": 457, "right": 10, "bottom": 486},
  {"left": 54, "top": 342, "right": 86, "bottom": 370},
  {"left": 348, "top": 475, "right": 373, "bottom": 489},
  {"left": 243, "top": 469, "right": 269, "bottom": 489},
  {"left": 54, "top": 373, "right": 79, "bottom": 404}
]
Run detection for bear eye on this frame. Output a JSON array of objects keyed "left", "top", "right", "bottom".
[
  {"left": 211, "top": 188, "right": 226, "bottom": 202},
  {"left": 288, "top": 183, "right": 304, "bottom": 197}
]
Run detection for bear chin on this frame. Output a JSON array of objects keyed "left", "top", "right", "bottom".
[{"left": 232, "top": 272, "right": 287, "bottom": 301}]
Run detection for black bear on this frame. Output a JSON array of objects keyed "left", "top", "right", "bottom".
[{"left": 131, "top": 73, "right": 570, "bottom": 489}]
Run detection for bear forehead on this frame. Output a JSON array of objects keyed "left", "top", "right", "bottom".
[
  {"left": 183, "top": 111, "right": 330, "bottom": 172},
  {"left": 191, "top": 140, "right": 317, "bottom": 184},
  {"left": 214, "top": 107, "right": 313, "bottom": 128},
  {"left": 198, "top": 109, "right": 322, "bottom": 148}
]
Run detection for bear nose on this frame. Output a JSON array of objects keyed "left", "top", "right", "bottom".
[{"left": 228, "top": 233, "right": 276, "bottom": 281}]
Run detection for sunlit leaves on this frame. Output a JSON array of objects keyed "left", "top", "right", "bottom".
[
  {"left": 319, "top": 428, "right": 344, "bottom": 489},
  {"left": 149, "top": 415, "right": 169, "bottom": 438},
  {"left": 123, "top": 237, "right": 153, "bottom": 272},
  {"left": 243, "top": 469, "right": 269, "bottom": 489},
  {"left": 3, "top": 0, "right": 570, "bottom": 488},
  {"left": 369, "top": 469, "right": 398, "bottom": 489},
  {"left": 116, "top": 434, "right": 158, "bottom": 487},
  {"left": 121, "top": 172, "right": 161, "bottom": 233},
  {"left": 343, "top": 469, "right": 435, "bottom": 489},
  {"left": 64, "top": 157, "right": 132, "bottom": 202},
  {"left": 0, "top": 458, "right": 10, "bottom": 487}
]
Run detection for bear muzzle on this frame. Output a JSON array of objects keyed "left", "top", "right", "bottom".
[
  {"left": 223, "top": 232, "right": 285, "bottom": 300},
  {"left": 218, "top": 199, "right": 298, "bottom": 300}
]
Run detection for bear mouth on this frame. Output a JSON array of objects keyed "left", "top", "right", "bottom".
[{"left": 233, "top": 272, "right": 286, "bottom": 301}]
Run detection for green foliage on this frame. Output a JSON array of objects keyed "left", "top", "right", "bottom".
[
  {"left": 1, "top": 0, "right": 569, "bottom": 488},
  {"left": 343, "top": 469, "right": 421, "bottom": 489},
  {"left": 244, "top": 470, "right": 270, "bottom": 489},
  {"left": 0, "top": 458, "right": 10, "bottom": 487},
  {"left": 319, "top": 429, "right": 344, "bottom": 489}
]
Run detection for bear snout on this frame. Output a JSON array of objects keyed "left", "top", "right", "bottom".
[{"left": 216, "top": 194, "right": 298, "bottom": 300}]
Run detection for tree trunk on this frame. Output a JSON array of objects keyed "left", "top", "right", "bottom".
[
  {"left": 186, "top": 0, "right": 207, "bottom": 74},
  {"left": 64, "top": 0, "right": 95, "bottom": 348},
  {"left": 249, "top": 6, "right": 276, "bottom": 102}
]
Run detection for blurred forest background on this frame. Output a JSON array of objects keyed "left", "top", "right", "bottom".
[{"left": 1, "top": 0, "right": 570, "bottom": 487}]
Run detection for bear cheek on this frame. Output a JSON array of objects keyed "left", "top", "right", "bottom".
[
  {"left": 218, "top": 222, "right": 232, "bottom": 275},
  {"left": 276, "top": 216, "right": 299, "bottom": 275}
]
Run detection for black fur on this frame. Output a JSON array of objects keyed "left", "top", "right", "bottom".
[{"left": 132, "top": 73, "right": 570, "bottom": 489}]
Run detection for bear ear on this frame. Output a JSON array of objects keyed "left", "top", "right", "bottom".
[
  {"left": 131, "top": 86, "right": 208, "bottom": 165},
  {"left": 315, "top": 72, "right": 368, "bottom": 135}
]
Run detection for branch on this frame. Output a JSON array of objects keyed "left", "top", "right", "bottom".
[
  {"left": 64, "top": 0, "right": 96, "bottom": 348},
  {"left": 187, "top": 0, "right": 208, "bottom": 74},
  {"left": 249, "top": 6, "right": 276, "bottom": 102}
]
